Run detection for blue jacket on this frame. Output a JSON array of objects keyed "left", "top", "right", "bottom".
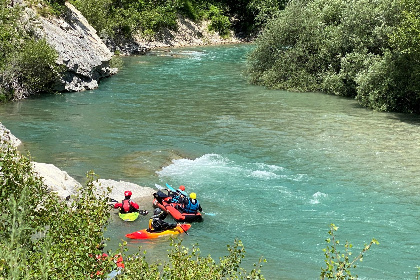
[{"left": 184, "top": 199, "right": 201, "bottom": 214}]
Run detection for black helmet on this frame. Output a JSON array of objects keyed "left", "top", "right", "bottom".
[{"left": 153, "top": 208, "right": 162, "bottom": 215}]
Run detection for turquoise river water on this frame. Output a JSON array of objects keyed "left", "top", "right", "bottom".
[{"left": 1, "top": 44, "right": 420, "bottom": 279}]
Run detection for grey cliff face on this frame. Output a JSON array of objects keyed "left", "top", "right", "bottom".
[{"left": 40, "top": 3, "right": 117, "bottom": 92}]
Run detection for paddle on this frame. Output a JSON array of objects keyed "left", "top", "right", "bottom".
[
  {"left": 179, "top": 224, "right": 189, "bottom": 235},
  {"left": 165, "top": 183, "right": 177, "bottom": 192},
  {"left": 155, "top": 184, "right": 164, "bottom": 190}
]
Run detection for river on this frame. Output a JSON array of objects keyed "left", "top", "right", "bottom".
[{"left": 1, "top": 44, "right": 420, "bottom": 279}]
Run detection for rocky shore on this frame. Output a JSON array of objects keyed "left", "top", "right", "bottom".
[
  {"left": 38, "top": 2, "right": 118, "bottom": 92},
  {"left": 0, "top": 122, "right": 155, "bottom": 202}
]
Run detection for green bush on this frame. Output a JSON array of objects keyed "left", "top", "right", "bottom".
[
  {"left": 0, "top": 2, "right": 62, "bottom": 101},
  {"left": 117, "top": 239, "right": 266, "bottom": 280},
  {"left": 206, "top": 4, "right": 231, "bottom": 38},
  {"left": 246, "top": 0, "right": 420, "bottom": 113}
]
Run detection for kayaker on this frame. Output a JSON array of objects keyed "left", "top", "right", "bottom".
[
  {"left": 170, "top": 185, "right": 188, "bottom": 203},
  {"left": 148, "top": 208, "right": 177, "bottom": 232},
  {"left": 181, "top": 192, "right": 202, "bottom": 214},
  {"left": 114, "top": 190, "right": 140, "bottom": 213}
]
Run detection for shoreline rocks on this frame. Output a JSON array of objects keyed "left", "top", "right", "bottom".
[
  {"left": 109, "top": 15, "right": 246, "bottom": 56},
  {"left": 93, "top": 179, "right": 155, "bottom": 203},
  {"left": 0, "top": 123, "right": 22, "bottom": 148},
  {"left": 1, "top": 122, "right": 154, "bottom": 201}
]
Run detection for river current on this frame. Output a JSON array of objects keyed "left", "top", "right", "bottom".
[{"left": 1, "top": 44, "right": 420, "bottom": 279}]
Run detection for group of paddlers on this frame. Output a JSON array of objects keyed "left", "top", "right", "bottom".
[{"left": 113, "top": 185, "right": 202, "bottom": 232}]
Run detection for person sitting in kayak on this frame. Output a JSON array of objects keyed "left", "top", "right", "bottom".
[
  {"left": 148, "top": 208, "right": 177, "bottom": 232},
  {"left": 114, "top": 190, "right": 140, "bottom": 213},
  {"left": 180, "top": 192, "right": 202, "bottom": 214},
  {"left": 170, "top": 185, "right": 188, "bottom": 203}
]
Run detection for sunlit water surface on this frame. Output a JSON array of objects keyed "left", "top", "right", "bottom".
[{"left": 2, "top": 44, "right": 420, "bottom": 279}]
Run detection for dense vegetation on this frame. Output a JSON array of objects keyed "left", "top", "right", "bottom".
[
  {"left": 0, "top": 139, "right": 266, "bottom": 279},
  {"left": 68, "top": 0, "right": 286, "bottom": 42},
  {"left": 0, "top": 0, "right": 63, "bottom": 102},
  {"left": 246, "top": 0, "right": 420, "bottom": 113}
]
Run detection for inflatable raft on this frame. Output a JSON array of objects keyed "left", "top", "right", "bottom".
[{"left": 153, "top": 191, "right": 203, "bottom": 222}]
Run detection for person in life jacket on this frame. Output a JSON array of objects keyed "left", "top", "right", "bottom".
[
  {"left": 113, "top": 190, "right": 140, "bottom": 213},
  {"left": 148, "top": 208, "right": 177, "bottom": 232},
  {"left": 181, "top": 192, "right": 202, "bottom": 214},
  {"left": 170, "top": 185, "right": 188, "bottom": 203}
]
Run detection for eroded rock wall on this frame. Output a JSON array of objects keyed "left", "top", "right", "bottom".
[{"left": 39, "top": 2, "right": 117, "bottom": 92}]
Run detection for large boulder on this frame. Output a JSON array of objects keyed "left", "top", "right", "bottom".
[
  {"left": 39, "top": 2, "right": 117, "bottom": 92},
  {"left": 93, "top": 179, "right": 155, "bottom": 203},
  {"left": 31, "top": 162, "right": 81, "bottom": 199}
]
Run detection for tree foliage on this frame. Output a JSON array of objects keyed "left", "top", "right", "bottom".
[
  {"left": 247, "top": 0, "right": 420, "bottom": 113},
  {"left": 0, "top": 1, "right": 62, "bottom": 102}
]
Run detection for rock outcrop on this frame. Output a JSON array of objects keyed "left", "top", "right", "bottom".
[
  {"left": 39, "top": 2, "right": 117, "bottom": 92},
  {"left": 1, "top": 123, "right": 153, "bottom": 201},
  {"left": 31, "top": 162, "right": 81, "bottom": 199},
  {"left": 0, "top": 123, "right": 22, "bottom": 148},
  {"left": 110, "top": 15, "right": 243, "bottom": 55},
  {"left": 93, "top": 179, "right": 155, "bottom": 202}
]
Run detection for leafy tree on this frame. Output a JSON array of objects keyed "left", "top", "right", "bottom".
[
  {"left": 246, "top": 0, "right": 420, "bottom": 113},
  {"left": 248, "top": 0, "right": 288, "bottom": 27},
  {"left": 390, "top": 0, "right": 420, "bottom": 55},
  {"left": 0, "top": 1, "right": 62, "bottom": 101}
]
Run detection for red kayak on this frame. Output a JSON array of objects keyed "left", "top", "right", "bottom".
[
  {"left": 125, "top": 224, "right": 191, "bottom": 239},
  {"left": 153, "top": 194, "right": 203, "bottom": 222}
]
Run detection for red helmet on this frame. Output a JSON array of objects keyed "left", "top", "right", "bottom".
[
  {"left": 179, "top": 185, "right": 185, "bottom": 191},
  {"left": 124, "top": 190, "right": 132, "bottom": 197}
]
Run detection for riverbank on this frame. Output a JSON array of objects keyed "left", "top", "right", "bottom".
[
  {"left": 0, "top": 122, "right": 154, "bottom": 202},
  {"left": 107, "top": 15, "right": 248, "bottom": 55}
]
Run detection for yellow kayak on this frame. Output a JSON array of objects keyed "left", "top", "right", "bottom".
[{"left": 119, "top": 212, "right": 139, "bottom": 221}]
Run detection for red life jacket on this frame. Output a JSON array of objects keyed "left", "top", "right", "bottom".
[{"left": 121, "top": 199, "right": 137, "bottom": 213}]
